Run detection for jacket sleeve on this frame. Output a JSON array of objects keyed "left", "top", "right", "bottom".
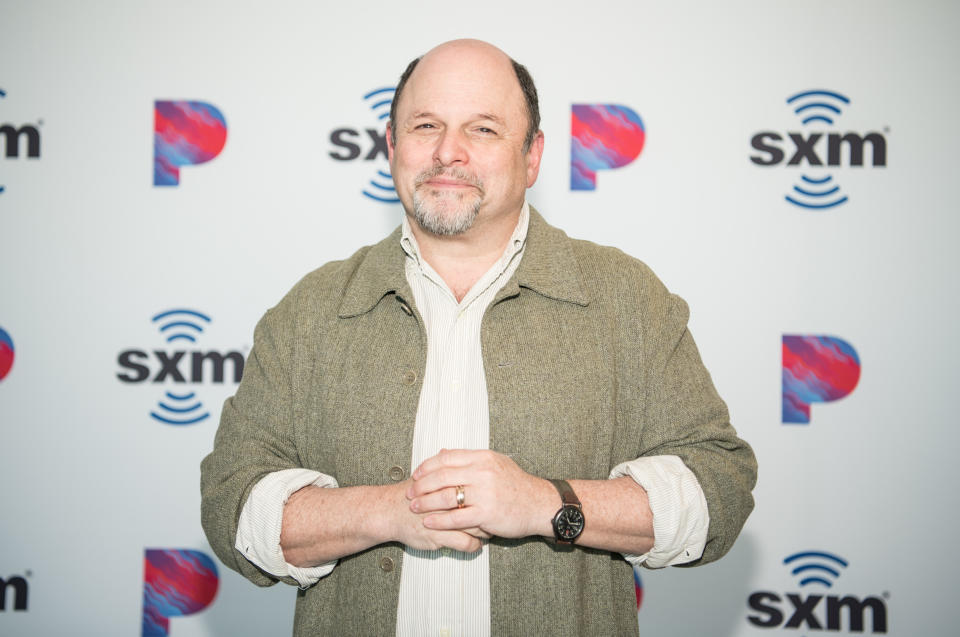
[
  {"left": 200, "top": 302, "right": 308, "bottom": 587},
  {"left": 633, "top": 270, "right": 757, "bottom": 566}
]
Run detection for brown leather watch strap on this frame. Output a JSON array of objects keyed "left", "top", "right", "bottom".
[{"left": 549, "top": 478, "right": 581, "bottom": 507}]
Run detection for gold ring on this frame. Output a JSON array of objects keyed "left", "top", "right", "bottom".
[{"left": 455, "top": 485, "right": 465, "bottom": 509}]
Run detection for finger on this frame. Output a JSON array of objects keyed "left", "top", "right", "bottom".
[
  {"left": 413, "top": 449, "right": 484, "bottom": 479},
  {"left": 422, "top": 508, "right": 479, "bottom": 532},
  {"left": 410, "top": 486, "right": 462, "bottom": 513},
  {"left": 436, "top": 531, "right": 482, "bottom": 553},
  {"left": 408, "top": 467, "right": 476, "bottom": 498},
  {"left": 463, "top": 527, "right": 492, "bottom": 540}
]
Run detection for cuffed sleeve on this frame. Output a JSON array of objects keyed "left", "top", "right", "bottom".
[
  {"left": 629, "top": 276, "right": 756, "bottom": 565},
  {"left": 609, "top": 455, "right": 709, "bottom": 568},
  {"left": 235, "top": 468, "right": 340, "bottom": 588}
]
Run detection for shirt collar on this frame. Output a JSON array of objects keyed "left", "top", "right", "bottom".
[
  {"left": 399, "top": 201, "right": 530, "bottom": 269},
  {"left": 337, "top": 204, "right": 588, "bottom": 319}
]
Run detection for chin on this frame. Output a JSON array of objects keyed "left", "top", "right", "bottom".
[{"left": 412, "top": 193, "right": 482, "bottom": 236}]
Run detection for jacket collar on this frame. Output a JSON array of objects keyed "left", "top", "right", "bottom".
[{"left": 337, "top": 206, "right": 590, "bottom": 318}]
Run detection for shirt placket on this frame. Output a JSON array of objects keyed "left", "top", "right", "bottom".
[{"left": 397, "top": 215, "right": 525, "bottom": 637}]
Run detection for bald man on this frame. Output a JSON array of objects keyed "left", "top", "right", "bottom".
[{"left": 201, "top": 39, "right": 756, "bottom": 636}]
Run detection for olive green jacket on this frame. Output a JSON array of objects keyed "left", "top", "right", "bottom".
[{"left": 200, "top": 209, "right": 757, "bottom": 636}]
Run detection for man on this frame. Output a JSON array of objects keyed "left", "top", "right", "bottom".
[{"left": 201, "top": 39, "right": 756, "bottom": 636}]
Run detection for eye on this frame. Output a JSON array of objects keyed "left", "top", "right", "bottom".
[
  {"left": 476, "top": 127, "right": 497, "bottom": 134},
  {"left": 414, "top": 123, "right": 436, "bottom": 130}
]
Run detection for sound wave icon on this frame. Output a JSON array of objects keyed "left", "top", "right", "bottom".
[
  {"left": 783, "top": 551, "right": 848, "bottom": 588},
  {"left": 152, "top": 309, "right": 211, "bottom": 343},
  {"left": 363, "top": 169, "right": 399, "bottom": 203},
  {"left": 785, "top": 174, "right": 848, "bottom": 209},
  {"left": 150, "top": 391, "right": 210, "bottom": 425},
  {"left": 364, "top": 87, "right": 395, "bottom": 121},
  {"left": 360, "top": 88, "right": 399, "bottom": 203},
  {"left": 786, "top": 90, "right": 850, "bottom": 126}
]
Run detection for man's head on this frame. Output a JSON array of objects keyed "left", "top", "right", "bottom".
[
  {"left": 386, "top": 40, "right": 544, "bottom": 238},
  {"left": 389, "top": 51, "right": 541, "bottom": 154}
]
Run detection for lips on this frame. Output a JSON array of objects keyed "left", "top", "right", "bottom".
[{"left": 425, "top": 177, "right": 477, "bottom": 188}]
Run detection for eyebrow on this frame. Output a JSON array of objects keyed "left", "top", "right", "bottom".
[
  {"left": 475, "top": 113, "right": 506, "bottom": 126},
  {"left": 408, "top": 111, "right": 507, "bottom": 126}
]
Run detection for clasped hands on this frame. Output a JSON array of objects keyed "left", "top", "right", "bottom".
[{"left": 396, "top": 449, "right": 554, "bottom": 554}]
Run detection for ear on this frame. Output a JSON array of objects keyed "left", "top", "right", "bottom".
[
  {"left": 525, "top": 130, "right": 545, "bottom": 188},
  {"left": 386, "top": 123, "right": 395, "bottom": 163}
]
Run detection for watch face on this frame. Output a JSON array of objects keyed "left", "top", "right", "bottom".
[{"left": 555, "top": 506, "right": 585, "bottom": 540}]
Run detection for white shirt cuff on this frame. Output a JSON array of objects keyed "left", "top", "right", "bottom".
[
  {"left": 609, "top": 455, "right": 710, "bottom": 568},
  {"left": 235, "top": 468, "right": 339, "bottom": 588}
]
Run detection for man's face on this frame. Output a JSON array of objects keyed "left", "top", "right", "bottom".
[{"left": 387, "top": 42, "right": 543, "bottom": 237}]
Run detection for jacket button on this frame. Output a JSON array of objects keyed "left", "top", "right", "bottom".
[
  {"left": 397, "top": 298, "right": 413, "bottom": 316},
  {"left": 388, "top": 465, "right": 405, "bottom": 481},
  {"left": 403, "top": 369, "right": 417, "bottom": 385},
  {"left": 379, "top": 556, "right": 395, "bottom": 572}
]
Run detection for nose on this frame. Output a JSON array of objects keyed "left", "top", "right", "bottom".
[{"left": 433, "top": 129, "right": 468, "bottom": 166}]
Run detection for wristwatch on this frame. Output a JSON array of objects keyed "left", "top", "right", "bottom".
[{"left": 549, "top": 479, "right": 585, "bottom": 545}]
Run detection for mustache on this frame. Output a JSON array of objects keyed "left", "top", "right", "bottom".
[{"left": 413, "top": 165, "right": 484, "bottom": 191}]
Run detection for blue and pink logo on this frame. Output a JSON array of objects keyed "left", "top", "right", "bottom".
[
  {"left": 154, "top": 101, "right": 227, "bottom": 186},
  {"left": 782, "top": 335, "right": 861, "bottom": 424},
  {"left": 142, "top": 549, "right": 219, "bottom": 636},
  {"left": 571, "top": 104, "right": 645, "bottom": 191},
  {"left": 633, "top": 567, "right": 644, "bottom": 612},
  {"left": 0, "top": 326, "right": 13, "bottom": 381}
]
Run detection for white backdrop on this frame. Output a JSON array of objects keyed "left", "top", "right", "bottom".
[{"left": 1, "top": 1, "right": 958, "bottom": 635}]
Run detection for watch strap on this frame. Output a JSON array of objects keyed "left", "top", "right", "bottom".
[{"left": 549, "top": 478, "right": 582, "bottom": 507}]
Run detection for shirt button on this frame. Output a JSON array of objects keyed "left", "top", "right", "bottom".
[
  {"left": 388, "top": 465, "right": 405, "bottom": 481},
  {"left": 379, "top": 556, "right": 395, "bottom": 572},
  {"left": 440, "top": 628, "right": 451, "bottom": 637},
  {"left": 403, "top": 369, "right": 417, "bottom": 384}
]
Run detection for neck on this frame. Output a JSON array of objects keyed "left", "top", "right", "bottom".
[{"left": 407, "top": 205, "right": 522, "bottom": 302}]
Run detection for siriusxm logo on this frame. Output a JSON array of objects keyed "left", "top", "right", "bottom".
[
  {"left": 116, "top": 309, "right": 244, "bottom": 425},
  {"left": 782, "top": 335, "right": 861, "bottom": 424},
  {"left": 750, "top": 90, "right": 887, "bottom": 209},
  {"left": 0, "top": 326, "right": 13, "bottom": 382},
  {"left": 142, "top": 549, "right": 219, "bottom": 637},
  {"left": 571, "top": 104, "right": 645, "bottom": 191},
  {"left": 0, "top": 573, "right": 29, "bottom": 611},
  {"left": 748, "top": 550, "right": 888, "bottom": 633},
  {"left": 328, "top": 87, "right": 399, "bottom": 203},
  {"left": 154, "top": 101, "right": 228, "bottom": 186},
  {"left": 1, "top": 87, "right": 43, "bottom": 195}
]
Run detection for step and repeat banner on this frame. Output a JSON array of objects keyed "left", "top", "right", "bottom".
[{"left": 1, "top": 1, "right": 957, "bottom": 635}]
